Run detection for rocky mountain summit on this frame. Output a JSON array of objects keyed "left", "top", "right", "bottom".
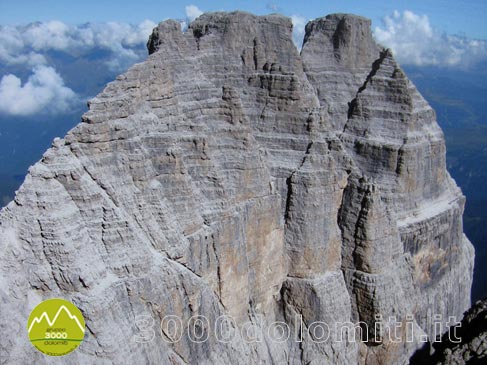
[{"left": 0, "top": 12, "right": 475, "bottom": 365}]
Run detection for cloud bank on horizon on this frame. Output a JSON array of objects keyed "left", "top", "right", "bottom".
[
  {"left": 0, "top": 6, "right": 486, "bottom": 117},
  {"left": 290, "top": 9, "right": 487, "bottom": 67},
  {"left": 0, "top": 20, "right": 157, "bottom": 69},
  {"left": 375, "top": 10, "right": 487, "bottom": 67},
  {"left": 0, "top": 20, "right": 157, "bottom": 116}
]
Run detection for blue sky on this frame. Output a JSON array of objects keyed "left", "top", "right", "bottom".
[{"left": 0, "top": 0, "right": 486, "bottom": 39}]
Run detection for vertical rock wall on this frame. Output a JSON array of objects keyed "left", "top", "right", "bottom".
[{"left": 0, "top": 11, "right": 474, "bottom": 365}]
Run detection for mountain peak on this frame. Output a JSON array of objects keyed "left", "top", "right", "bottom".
[{"left": 0, "top": 11, "right": 474, "bottom": 365}]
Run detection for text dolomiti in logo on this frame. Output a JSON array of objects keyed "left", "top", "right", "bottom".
[{"left": 27, "top": 298, "right": 85, "bottom": 356}]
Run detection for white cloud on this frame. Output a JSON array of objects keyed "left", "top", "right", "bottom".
[
  {"left": 185, "top": 5, "right": 203, "bottom": 22},
  {"left": 0, "top": 25, "right": 47, "bottom": 65},
  {"left": 0, "top": 20, "right": 157, "bottom": 71},
  {"left": 374, "top": 10, "right": 487, "bottom": 67},
  {"left": 291, "top": 15, "right": 307, "bottom": 50},
  {"left": 24, "top": 21, "right": 72, "bottom": 51},
  {"left": 0, "top": 66, "right": 76, "bottom": 116},
  {"left": 0, "top": 19, "right": 160, "bottom": 117},
  {"left": 80, "top": 20, "right": 157, "bottom": 71}
]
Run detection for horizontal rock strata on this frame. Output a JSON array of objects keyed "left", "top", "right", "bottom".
[{"left": 0, "top": 11, "right": 474, "bottom": 365}]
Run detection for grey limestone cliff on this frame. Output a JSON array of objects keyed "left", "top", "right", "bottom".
[{"left": 0, "top": 12, "right": 474, "bottom": 365}]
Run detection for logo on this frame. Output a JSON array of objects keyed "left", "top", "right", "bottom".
[{"left": 27, "top": 298, "right": 85, "bottom": 356}]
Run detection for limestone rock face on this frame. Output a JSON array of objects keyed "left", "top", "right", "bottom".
[{"left": 0, "top": 12, "right": 474, "bottom": 365}]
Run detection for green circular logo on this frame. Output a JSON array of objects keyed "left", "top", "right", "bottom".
[{"left": 27, "top": 298, "right": 85, "bottom": 356}]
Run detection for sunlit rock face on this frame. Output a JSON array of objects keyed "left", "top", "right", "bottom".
[{"left": 0, "top": 12, "right": 474, "bottom": 365}]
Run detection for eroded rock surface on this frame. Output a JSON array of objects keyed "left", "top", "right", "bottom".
[{"left": 0, "top": 12, "right": 474, "bottom": 365}]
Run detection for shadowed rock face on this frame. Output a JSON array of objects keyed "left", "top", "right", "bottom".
[
  {"left": 0, "top": 11, "right": 474, "bottom": 365},
  {"left": 410, "top": 298, "right": 487, "bottom": 365}
]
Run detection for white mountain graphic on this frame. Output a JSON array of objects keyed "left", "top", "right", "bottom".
[{"left": 28, "top": 305, "right": 85, "bottom": 334}]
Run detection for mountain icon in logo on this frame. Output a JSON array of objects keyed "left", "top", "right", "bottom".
[
  {"left": 28, "top": 304, "right": 85, "bottom": 334},
  {"left": 27, "top": 298, "right": 85, "bottom": 356}
]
